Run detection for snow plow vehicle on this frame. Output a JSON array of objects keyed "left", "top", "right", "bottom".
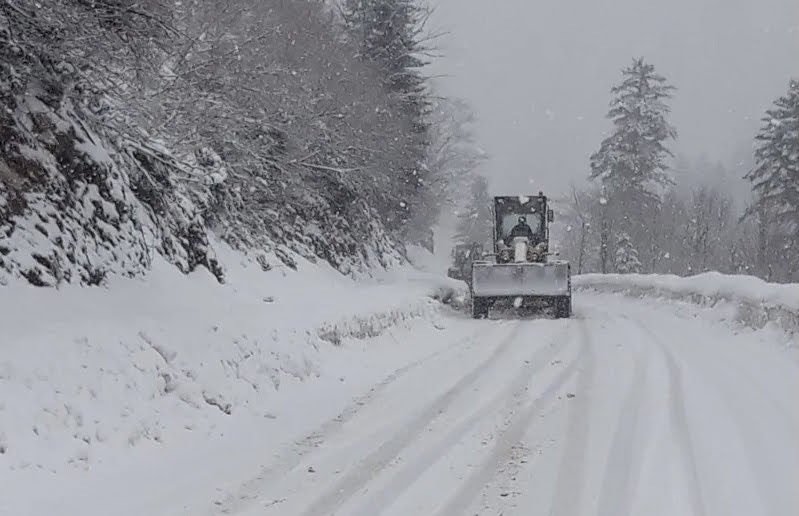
[
  {"left": 470, "top": 193, "right": 571, "bottom": 319},
  {"left": 447, "top": 242, "right": 484, "bottom": 286}
]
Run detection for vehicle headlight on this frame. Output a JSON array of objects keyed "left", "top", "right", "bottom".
[{"left": 499, "top": 249, "right": 511, "bottom": 262}]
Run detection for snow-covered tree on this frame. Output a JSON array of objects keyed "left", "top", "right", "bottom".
[
  {"left": 454, "top": 175, "right": 493, "bottom": 245},
  {"left": 589, "top": 58, "right": 677, "bottom": 270},
  {"left": 745, "top": 79, "right": 799, "bottom": 262},
  {"left": 614, "top": 232, "right": 642, "bottom": 273},
  {"left": 342, "top": 0, "right": 433, "bottom": 242},
  {"left": 405, "top": 97, "right": 486, "bottom": 252},
  {"left": 0, "top": 0, "right": 455, "bottom": 285},
  {"left": 426, "top": 98, "right": 486, "bottom": 207},
  {"left": 342, "top": 0, "right": 430, "bottom": 108},
  {"left": 590, "top": 58, "right": 677, "bottom": 193}
]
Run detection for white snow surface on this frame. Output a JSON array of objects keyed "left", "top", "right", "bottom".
[
  {"left": 0, "top": 244, "right": 464, "bottom": 516},
  {"left": 2, "top": 264, "right": 798, "bottom": 516},
  {"left": 575, "top": 272, "right": 799, "bottom": 337},
  {"left": 218, "top": 293, "right": 797, "bottom": 516},
  {"left": 575, "top": 272, "right": 799, "bottom": 311}
]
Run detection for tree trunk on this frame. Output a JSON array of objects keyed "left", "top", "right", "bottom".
[{"left": 577, "top": 220, "right": 586, "bottom": 274}]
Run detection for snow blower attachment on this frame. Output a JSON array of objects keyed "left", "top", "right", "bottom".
[{"left": 471, "top": 193, "right": 571, "bottom": 318}]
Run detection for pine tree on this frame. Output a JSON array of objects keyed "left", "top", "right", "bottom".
[
  {"left": 614, "top": 232, "right": 642, "bottom": 273},
  {"left": 746, "top": 79, "right": 799, "bottom": 237},
  {"left": 589, "top": 58, "right": 677, "bottom": 270},
  {"left": 454, "top": 175, "right": 493, "bottom": 245},
  {"left": 590, "top": 58, "right": 677, "bottom": 192},
  {"left": 342, "top": 0, "right": 431, "bottom": 240},
  {"left": 342, "top": 0, "right": 429, "bottom": 109}
]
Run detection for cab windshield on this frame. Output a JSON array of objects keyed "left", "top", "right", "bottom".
[{"left": 500, "top": 213, "right": 543, "bottom": 240}]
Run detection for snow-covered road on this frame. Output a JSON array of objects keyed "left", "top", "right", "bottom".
[{"left": 213, "top": 292, "right": 799, "bottom": 516}]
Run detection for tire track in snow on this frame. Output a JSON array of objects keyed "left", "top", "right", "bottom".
[
  {"left": 632, "top": 320, "right": 708, "bottom": 516},
  {"left": 211, "top": 322, "right": 509, "bottom": 516},
  {"left": 297, "top": 322, "right": 528, "bottom": 516},
  {"left": 348, "top": 324, "right": 575, "bottom": 516},
  {"left": 548, "top": 318, "right": 595, "bottom": 516},
  {"left": 698, "top": 368, "right": 796, "bottom": 516},
  {"left": 595, "top": 316, "right": 651, "bottom": 516},
  {"left": 435, "top": 320, "right": 588, "bottom": 516},
  {"left": 690, "top": 333, "right": 799, "bottom": 436},
  {"left": 639, "top": 315, "right": 796, "bottom": 516},
  {"left": 721, "top": 362, "right": 799, "bottom": 436}
]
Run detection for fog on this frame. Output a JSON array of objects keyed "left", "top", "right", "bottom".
[{"left": 429, "top": 0, "right": 799, "bottom": 197}]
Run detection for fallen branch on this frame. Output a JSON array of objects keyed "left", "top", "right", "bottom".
[{"left": 300, "top": 162, "right": 361, "bottom": 174}]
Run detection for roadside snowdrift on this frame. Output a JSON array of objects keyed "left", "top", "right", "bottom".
[
  {"left": 575, "top": 272, "right": 799, "bottom": 336},
  {"left": 0, "top": 244, "right": 465, "bottom": 515}
]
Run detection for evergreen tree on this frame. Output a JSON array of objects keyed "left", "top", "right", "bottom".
[
  {"left": 614, "top": 232, "right": 642, "bottom": 273},
  {"left": 342, "top": 0, "right": 433, "bottom": 244},
  {"left": 454, "top": 175, "right": 493, "bottom": 245},
  {"left": 589, "top": 58, "right": 677, "bottom": 269},
  {"left": 590, "top": 58, "right": 677, "bottom": 192},
  {"left": 342, "top": 0, "right": 429, "bottom": 110},
  {"left": 746, "top": 79, "right": 799, "bottom": 238}
]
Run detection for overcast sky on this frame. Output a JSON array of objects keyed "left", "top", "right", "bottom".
[{"left": 428, "top": 0, "right": 799, "bottom": 197}]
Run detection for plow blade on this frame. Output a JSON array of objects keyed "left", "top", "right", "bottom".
[{"left": 471, "top": 262, "right": 570, "bottom": 297}]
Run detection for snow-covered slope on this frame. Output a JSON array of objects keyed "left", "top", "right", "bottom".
[
  {"left": 1, "top": 1, "right": 445, "bottom": 288},
  {"left": 0, "top": 243, "right": 465, "bottom": 515}
]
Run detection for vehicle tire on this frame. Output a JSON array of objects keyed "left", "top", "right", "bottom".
[
  {"left": 554, "top": 296, "right": 571, "bottom": 319},
  {"left": 472, "top": 297, "right": 489, "bottom": 319}
]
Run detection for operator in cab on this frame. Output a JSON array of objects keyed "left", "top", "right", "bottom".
[{"left": 505, "top": 215, "right": 535, "bottom": 244}]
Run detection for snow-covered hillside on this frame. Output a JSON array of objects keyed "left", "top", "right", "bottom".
[
  {"left": 0, "top": 243, "right": 467, "bottom": 515},
  {"left": 1, "top": 0, "right": 472, "bottom": 287}
]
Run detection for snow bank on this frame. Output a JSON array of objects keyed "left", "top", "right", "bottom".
[
  {"left": 405, "top": 243, "right": 450, "bottom": 276},
  {"left": 0, "top": 243, "right": 463, "bottom": 514},
  {"left": 575, "top": 272, "right": 799, "bottom": 335}
]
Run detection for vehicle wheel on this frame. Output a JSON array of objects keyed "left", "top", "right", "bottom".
[
  {"left": 472, "top": 297, "right": 489, "bottom": 319},
  {"left": 554, "top": 296, "right": 571, "bottom": 319}
]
